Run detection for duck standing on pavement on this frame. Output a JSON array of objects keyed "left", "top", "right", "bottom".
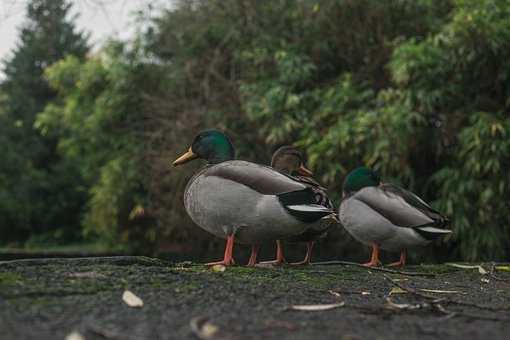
[
  {"left": 263, "top": 146, "right": 338, "bottom": 265},
  {"left": 172, "top": 130, "right": 336, "bottom": 266},
  {"left": 338, "top": 167, "right": 451, "bottom": 267}
]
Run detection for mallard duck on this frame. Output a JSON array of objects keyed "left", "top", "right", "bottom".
[
  {"left": 172, "top": 130, "right": 335, "bottom": 266},
  {"left": 338, "top": 167, "right": 451, "bottom": 267},
  {"left": 263, "top": 146, "right": 337, "bottom": 265}
]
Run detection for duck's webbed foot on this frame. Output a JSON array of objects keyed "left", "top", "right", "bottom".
[
  {"left": 246, "top": 245, "right": 261, "bottom": 267},
  {"left": 386, "top": 249, "right": 406, "bottom": 267},
  {"left": 361, "top": 243, "right": 381, "bottom": 267},
  {"left": 290, "top": 241, "right": 314, "bottom": 266},
  {"left": 259, "top": 240, "right": 287, "bottom": 265},
  {"left": 206, "top": 259, "right": 235, "bottom": 266},
  {"left": 205, "top": 234, "right": 236, "bottom": 266}
]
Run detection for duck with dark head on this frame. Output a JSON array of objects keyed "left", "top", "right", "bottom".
[
  {"left": 173, "top": 130, "right": 336, "bottom": 266},
  {"left": 339, "top": 167, "right": 452, "bottom": 267},
  {"left": 261, "top": 145, "right": 338, "bottom": 265}
]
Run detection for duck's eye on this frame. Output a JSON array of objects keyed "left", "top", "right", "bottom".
[{"left": 195, "top": 135, "right": 204, "bottom": 143}]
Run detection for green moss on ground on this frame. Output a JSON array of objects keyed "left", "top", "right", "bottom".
[{"left": 0, "top": 272, "right": 22, "bottom": 286}]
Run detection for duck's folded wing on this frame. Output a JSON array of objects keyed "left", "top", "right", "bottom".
[
  {"left": 353, "top": 185, "right": 451, "bottom": 239},
  {"left": 206, "top": 161, "right": 335, "bottom": 222},
  {"left": 205, "top": 161, "right": 306, "bottom": 194},
  {"left": 380, "top": 183, "right": 447, "bottom": 223}
]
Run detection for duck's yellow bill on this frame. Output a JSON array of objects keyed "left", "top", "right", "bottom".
[
  {"left": 297, "top": 164, "right": 313, "bottom": 176},
  {"left": 173, "top": 147, "right": 197, "bottom": 166}
]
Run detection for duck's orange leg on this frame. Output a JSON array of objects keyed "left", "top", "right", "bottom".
[
  {"left": 206, "top": 234, "right": 236, "bottom": 266},
  {"left": 387, "top": 249, "right": 406, "bottom": 267},
  {"left": 260, "top": 240, "right": 287, "bottom": 265},
  {"left": 362, "top": 243, "right": 381, "bottom": 267},
  {"left": 290, "top": 241, "right": 315, "bottom": 265},
  {"left": 246, "top": 245, "right": 261, "bottom": 266}
]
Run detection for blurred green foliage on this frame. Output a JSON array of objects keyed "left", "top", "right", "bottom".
[
  {"left": 240, "top": 0, "right": 510, "bottom": 260},
  {"left": 37, "top": 44, "right": 159, "bottom": 252},
  {"left": 1, "top": 0, "right": 509, "bottom": 260}
]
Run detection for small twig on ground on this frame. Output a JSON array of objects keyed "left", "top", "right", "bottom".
[
  {"left": 383, "top": 274, "right": 510, "bottom": 313},
  {"left": 329, "top": 289, "right": 371, "bottom": 296},
  {"left": 311, "top": 261, "right": 436, "bottom": 277}
]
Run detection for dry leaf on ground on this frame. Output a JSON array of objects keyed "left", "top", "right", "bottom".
[
  {"left": 122, "top": 290, "right": 144, "bottom": 308},
  {"left": 211, "top": 264, "right": 226, "bottom": 272},
  {"left": 389, "top": 287, "right": 407, "bottom": 295},
  {"left": 65, "top": 331, "right": 85, "bottom": 340},
  {"left": 328, "top": 290, "right": 341, "bottom": 297},
  {"left": 190, "top": 317, "right": 219, "bottom": 340}
]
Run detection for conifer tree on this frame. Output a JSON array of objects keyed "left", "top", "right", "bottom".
[{"left": 0, "top": 0, "right": 89, "bottom": 243}]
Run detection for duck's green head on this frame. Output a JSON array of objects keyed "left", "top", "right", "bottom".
[
  {"left": 343, "top": 167, "right": 381, "bottom": 194},
  {"left": 271, "top": 146, "right": 313, "bottom": 176},
  {"left": 173, "top": 129, "right": 235, "bottom": 166}
]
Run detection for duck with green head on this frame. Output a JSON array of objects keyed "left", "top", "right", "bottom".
[
  {"left": 339, "top": 167, "right": 451, "bottom": 267},
  {"left": 262, "top": 146, "right": 338, "bottom": 265},
  {"left": 173, "top": 130, "right": 336, "bottom": 266}
]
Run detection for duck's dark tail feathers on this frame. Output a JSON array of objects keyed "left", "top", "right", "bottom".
[
  {"left": 278, "top": 188, "right": 335, "bottom": 223},
  {"left": 413, "top": 218, "right": 452, "bottom": 240}
]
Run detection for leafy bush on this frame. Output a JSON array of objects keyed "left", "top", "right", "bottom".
[{"left": 242, "top": 0, "right": 510, "bottom": 260}]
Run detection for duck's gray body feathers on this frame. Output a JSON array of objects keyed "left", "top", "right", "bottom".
[
  {"left": 339, "top": 184, "right": 450, "bottom": 251},
  {"left": 184, "top": 160, "right": 333, "bottom": 244}
]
